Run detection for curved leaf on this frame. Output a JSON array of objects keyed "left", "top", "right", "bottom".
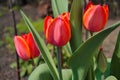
[
  {"left": 70, "top": 0, "right": 84, "bottom": 52},
  {"left": 68, "top": 22, "right": 120, "bottom": 80},
  {"left": 20, "top": 11, "right": 59, "bottom": 80},
  {"left": 28, "top": 64, "right": 53, "bottom": 80},
  {"left": 62, "top": 69, "right": 72, "bottom": 80},
  {"left": 110, "top": 31, "right": 120, "bottom": 79},
  {"left": 51, "top": 0, "right": 68, "bottom": 17}
]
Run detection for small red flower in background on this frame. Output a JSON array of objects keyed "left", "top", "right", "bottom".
[
  {"left": 14, "top": 32, "right": 40, "bottom": 60},
  {"left": 44, "top": 13, "right": 71, "bottom": 46},
  {"left": 83, "top": 1, "right": 109, "bottom": 32}
]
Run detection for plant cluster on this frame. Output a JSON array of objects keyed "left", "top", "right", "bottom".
[{"left": 13, "top": 0, "right": 120, "bottom": 80}]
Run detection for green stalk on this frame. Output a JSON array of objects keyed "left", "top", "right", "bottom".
[
  {"left": 101, "top": 74, "right": 104, "bottom": 80},
  {"left": 31, "top": 59, "right": 36, "bottom": 68},
  {"left": 85, "top": 59, "right": 95, "bottom": 80},
  {"left": 57, "top": 47, "right": 63, "bottom": 80},
  {"left": 85, "top": 32, "right": 95, "bottom": 80}
]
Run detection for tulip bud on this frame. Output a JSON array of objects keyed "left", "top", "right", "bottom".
[
  {"left": 14, "top": 32, "right": 40, "bottom": 60},
  {"left": 83, "top": 2, "right": 109, "bottom": 32},
  {"left": 44, "top": 13, "right": 71, "bottom": 46}
]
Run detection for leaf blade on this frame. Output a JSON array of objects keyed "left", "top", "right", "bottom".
[
  {"left": 110, "top": 31, "right": 120, "bottom": 79},
  {"left": 20, "top": 10, "right": 59, "bottom": 80},
  {"left": 70, "top": 0, "right": 84, "bottom": 52},
  {"left": 51, "top": 0, "right": 68, "bottom": 17},
  {"left": 68, "top": 22, "right": 120, "bottom": 80}
]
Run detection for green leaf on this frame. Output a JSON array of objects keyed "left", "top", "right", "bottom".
[
  {"left": 110, "top": 31, "right": 120, "bottom": 79},
  {"left": 68, "top": 22, "right": 120, "bottom": 80},
  {"left": 27, "top": 64, "right": 33, "bottom": 74},
  {"left": 64, "top": 42, "right": 72, "bottom": 55},
  {"left": 62, "top": 69, "right": 72, "bottom": 80},
  {"left": 20, "top": 66, "right": 27, "bottom": 77},
  {"left": 0, "top": 40, "right": 4, "bottom": 47},
  {"left": 29, "top": 64, "right": 72, "bottom": 80},
  {"left": 70, "top": 0, "right": 84, "bottom": 52},
  {"left": 85, "top": 65, "right": 95, "bottom": 80},
  {"left": 10, "top": 62, "right": 17, "bottom": 68},
  {"left": 20, "top": 10, "right": 59, "bottom": 80},
  {"left": 51, "top": 0, "right": 68, "bottom": 17},
  {"left": 97, "top": 50, "right": 107, "bottom": 73},
  {"left": 105, "top": 76, "right": 117, "bottom": 80},
  {"left": 33, "top": 57, "right": 40, "bottom": 66},
  {"left": 28, "top": 64, "right": 53, "bottom": 80},
  {"left": 17, "top": 19, "right": 44, "bottom": 33}
]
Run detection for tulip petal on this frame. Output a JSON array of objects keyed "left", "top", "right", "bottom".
[
  {"left": 103, "top": 5, "right": 109, "bottom": 22},
  {"left": 26, "top": 33, "right": 40, "bottom": 58},
  {"left": 84, "top": 1, "right": 93, "bottom": 13},
  {"left": 59, "top": 12, "right": 70, "bottom": 23},
  {"left": 44, "top": 16, "right": 53, "bottom": 35},
  {"left": 83, "top": 5, "right": 107, "bottom": 32},
  {"left": 46, "top": 18, "right": 71, "bottom": 46},
  {"left": 14, "top": 36, "right": 31, "bottom": 60},
  {"left": 44, "top": 13, "right": 71, "bottom": 46}
]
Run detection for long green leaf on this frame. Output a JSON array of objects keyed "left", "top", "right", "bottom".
[
  {"left": 20, "top": 10, "right": 59, "bottom": 80},
  {"left": 51, "top": 0, "right": 68, "bottom": 17},
  {"left": 110, "top": 31, "right": 120, "bottom": 79},
  {"left": 70, "top": 0, "right": 84, "bottom": 52},
  {"left": 85, "top": 65, "right": 95, "bottom": 80},
  {"left": 64, "top": 42, "right": 72, "bottom": 55},
  {"left": 68, "top": 22, "right": 120, "bottom": 80}
]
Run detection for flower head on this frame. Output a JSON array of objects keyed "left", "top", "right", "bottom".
[
  {"left": 14, "top": 32, "right": 40, "bottom": 60},
  {"left": 83, "top": 1, "right": 109, "bottom": 32},
  {"left": 44, "top": 13, "right": 71, "bottom": 46}
]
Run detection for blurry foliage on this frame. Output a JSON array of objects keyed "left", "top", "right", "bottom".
[
  {"left": 0, "top": 12, "right": 4, "bottom": 17},
  {"left": 0, "top": 7, "right": 8, "bottom": 17},
  {"left": 4, "top": 18, "right": 44, "bottom": 52},
  {"left": 4, "top": 18, "right": 44, "bottom": 77},
  {"left": 17, "top": 18, "right": 44, "bottom": 34},
  {"left": 0, "top": 40, "right": 4, "bottom": 47},
  {"left": 10, "top": 57, "right": 45, "bottom": 77},
  {"left": 10, "top": 43, "right": 71, "bottom": 77},
  {"left": 4, "top": 27, "right": 15, "bottom": 53}
]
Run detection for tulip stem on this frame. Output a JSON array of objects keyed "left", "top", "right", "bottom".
[
  {"left": 90, "top": 32, "right": 93, "bottom": 36},
  {"left": 101, "top": 74, "right": 104, "bottom": 80},
  {"left": 57, "top": 47, "right": 63, "bottom": 80},
  {"left": 85, "top": 30, "right": 89, "bottom": 40},
  {"left": 31, "top": 59, "right": 36, "bottom": 68},
  {"left": 8, "top": 0, "right": 20, "bottom": 80}
]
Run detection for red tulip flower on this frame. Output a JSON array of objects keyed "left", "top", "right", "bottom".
[
  {"left": 83, "top": 1, "right": 109, "bottom": 32},
  {"left": 14, "top": 32, "right": 40, "bottom": 60},
  {"left": 44, "top": 13, "right": 71, "bottom": 46}
]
